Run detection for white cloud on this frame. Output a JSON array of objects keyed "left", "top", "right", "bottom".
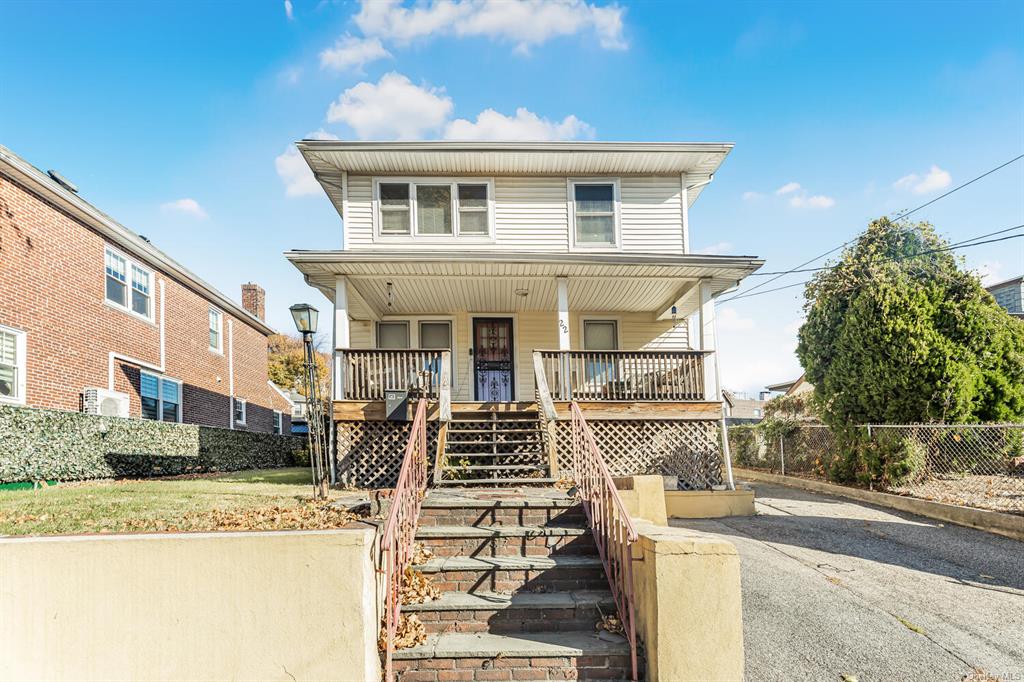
[
  {"left": 789, "top": 194, "right": 835, "bottom": 209},
  {"left": 741, "top": 191, "right": 763, "bottom": 201},
  {"left": 444, "top": 107, "right": 593, "bottom": 141},
  {"left": 716, "top": 307, "right": 756, "bottom": 332},
  {"left": 977, "top": 261, "right": 1005, "bottom": 286},
  {"left": 354, "top": 0, "right": 627, "bottom": 53},
  {"left": 274, "top": 129, "right": 339, "bottom": 198},
  {"left": 284, "top": 0, "right": 293, "bottom": 20},
  {"left": 160, "top": 198, "right": 207, "bottom": 219},
  {"left": 320, "top": 35, "right": 391, "bottom": 72},
  {"left": 327, "top": 72, "right": 453, "bottom": 140},
  {"left": 693, "top": 241, "right": 733, "bottom": 255},
  {"left": 775, "top": 182, "right": 801, "bottom": 196},
  {"left": 893, "top": 165, "right": 952, "bottom": 195}
]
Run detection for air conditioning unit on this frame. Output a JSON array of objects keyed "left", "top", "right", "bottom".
[{"left": 83, "top": 388, "right": 130, "bottom": 418}]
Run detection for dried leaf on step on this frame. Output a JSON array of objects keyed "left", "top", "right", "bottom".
[
  {"left": 410, "top": 542, "right": 433, "bottom": 565},
  {"left": 400, "top": 567, "right": 441, "bottom": 605},
  {"left": 596, "top": 613, "right": 625, "bottom": 635},
  {"left": 378, "top": 613, "right": 426, "bottom": 651}
]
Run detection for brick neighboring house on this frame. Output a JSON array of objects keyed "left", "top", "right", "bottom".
[{"left": 0, "top": 144, "right": 291, "bottom": 434}]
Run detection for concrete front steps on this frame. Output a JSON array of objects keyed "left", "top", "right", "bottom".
[{"left": 394, "top": 488, "right": 637, "bottom": 681}]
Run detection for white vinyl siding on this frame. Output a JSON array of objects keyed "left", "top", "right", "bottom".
[{"left": 343, "top": 175, "right": 685, "bottom": 254}]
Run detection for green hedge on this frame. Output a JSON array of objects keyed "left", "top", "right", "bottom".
[{"left": 0, "top": 404, "right": 306, "bottom": 483}]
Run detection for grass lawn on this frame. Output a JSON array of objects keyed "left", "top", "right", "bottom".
[{"left": 0, "top": 468, "right": 360, "bottom": 536}]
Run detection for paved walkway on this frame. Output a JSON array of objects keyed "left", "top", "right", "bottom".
[{"left": 674, "top": 482, "right": 1024, "bottom": 682}]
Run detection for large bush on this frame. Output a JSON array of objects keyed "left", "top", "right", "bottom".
[{"left": 797, "top": 217, "right": 1024, "bottom": 426}]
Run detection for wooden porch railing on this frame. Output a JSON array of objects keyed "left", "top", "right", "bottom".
[
  {"left": 536, "top": 349, "right": 709, "bottom": 402},
  {"left": 335, "top": 348, "right": 451, "bottom": 404},
  {"left": 378, "top": 399, "right": 429, "bottom": 682},
  {"left": 570, "top": 402, "right": 640, "bottom": 681}
]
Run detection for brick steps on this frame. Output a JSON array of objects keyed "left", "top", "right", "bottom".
[
  {"left": 403, "top": 590, "right": 615, "bottom": 635},
  {"left": 415, "top": 555, "right": 606, "bottom": 594},
  {"left": 392, "top": 632, "right": 632, "bottom": 681},
  {"left": 417, "top": 525, "right": 595, "bottom": 558}
]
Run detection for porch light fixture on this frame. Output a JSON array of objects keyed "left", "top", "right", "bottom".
[
  {"left": 289, "top": 303, "right": 319, "bottom": 336},
  {"left": 514, "top": 288, "right": 529, "bottom": 297}
]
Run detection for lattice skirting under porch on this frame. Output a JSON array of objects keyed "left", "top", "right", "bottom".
[
  {"left": 550, "top": 419, "right": 724, "bottom": 490},
  {"left": 335, "top": 420, "right": 440, "bottom": 488},
  {"left": 335, "top": 418, "right": 722, "bottom": 490}
]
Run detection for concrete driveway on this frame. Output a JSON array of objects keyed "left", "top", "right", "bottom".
[{"left": 674, "top": 481, "right": 1024, "bottom": 682}]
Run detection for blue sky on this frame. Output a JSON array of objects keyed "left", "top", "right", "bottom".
[{"left": 2, "top": 0, "right": 1022, "bottom": 393}]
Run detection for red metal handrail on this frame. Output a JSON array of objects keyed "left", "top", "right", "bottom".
[
  {"left": 570, "top": 401, "right": 640, "bottom": 681},
  {"left": 380, "top": 399, "right": 429, "bottom": 682}
]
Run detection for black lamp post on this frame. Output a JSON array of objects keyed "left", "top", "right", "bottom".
[{"left": 289, "top": 303, "right": 329, "bottom": 499}]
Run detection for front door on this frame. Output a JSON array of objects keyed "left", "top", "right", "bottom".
[{"left": 473, "top": 318, "right": 514, "bottom": 401}]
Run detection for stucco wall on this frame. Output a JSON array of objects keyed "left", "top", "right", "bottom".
[{"left": 0, "top": 528, "right": 379, "bottom": 682}]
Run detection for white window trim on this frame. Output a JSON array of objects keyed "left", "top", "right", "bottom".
[
  {"left": 209, "top": 307, "right": 224, "bottom": 354},
  {"left": 104, "top": 245, "right": 156, "bottom": 324},
  {"left": 580, "top": 317, "right": 622, "bottom": 351},
  {"left": 233, "top": 397, "right": 247, "bottom": 426},
  {"left": 0, "top": 324, "right": 27, "bottom": 406},
  {"left": 372, "top": 177, "right": 496, "bottom": 243},
  {"left": 139, "top": 371, "right": 182, "bottom": 423},
  {"left": 567, "top": 178, "right": 622, "bottom": 252},
  {"left": 273, "top": 410, "right": 283, "bottom": 435}
]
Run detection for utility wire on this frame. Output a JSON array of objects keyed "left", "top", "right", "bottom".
[
  {"left": 719, "top": 154, "right": 1024, "bottom": 302},
  {"left": 724, "top": 231, "right": 1024, "bottom": 302},
  {"left": 747, "top": 223, "right": 1024, "bottom": 276}
]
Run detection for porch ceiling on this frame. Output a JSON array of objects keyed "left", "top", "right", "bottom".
[{"left": 286, "top": 251, "right": 763, "bottom": 321}]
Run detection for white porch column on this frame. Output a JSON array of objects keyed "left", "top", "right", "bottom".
[
  {"left": 556, "top": 277, "right": 571, "bottom": 399},
  {"left": 697, "top": 279, "right": 719, "bottom": 401},
  {"left": 333, "top": 276, "right": 350, "bottom": 401},
  {"left": 556, "top": 277, "right": 571, "bottom": 350}
]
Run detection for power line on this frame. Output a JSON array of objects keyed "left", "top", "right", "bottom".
[
  {"left": 719, "top": 154, "right": 1024, "bottom": 302},
  {"left": 747, "top": 223, "right": 1024, "bottom": 276},
  {"left": 723, "top": 231, "right": 1024, "bottom": 303}
]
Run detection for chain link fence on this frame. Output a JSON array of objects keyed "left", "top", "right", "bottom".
[{"left": 728, "top": 423, "right": 1024, "bottom": 515}]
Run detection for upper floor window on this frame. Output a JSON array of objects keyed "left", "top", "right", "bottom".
[
  {"left": 209, "top": 308, "right": 223, "bottom": 352},
  {"left": 375, "top": 179, "right": 493, "bottom": 239},
  {"left": 570, "top": 180, "right": 620, "bottom": 247},
  {"left": 140, "top": 372, "right": 181, "bottom": 423},
  {"left": 0, "top": 325, "right": 26, "bottom": 404},
  {"left": 105, "top": 246, "right": 153, "bottom": 321}
]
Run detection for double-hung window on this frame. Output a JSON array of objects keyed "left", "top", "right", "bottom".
[
  {"left": 0, "top": 325, "right": 26, "bottom": 404},
  {"left": 419, "top": 320, "right": 453, "bottom": 386},
  {"left": 140, "top": 372, "right": 181, "bottom": 422},
  {"left": 273, "top": 410, "right": 283, "bottom": 435},
  {"left": 233, "top": 398, "right": 247, "bottom": 426},
  {"left": 209, "top": 308, "right": 223, "bottom": 352},
  {"left": 571, "top": 181, "right": 619, "bottom": 247},
  {"left": 376, "top": 180, "right": 492, "bottom": 239},
  {"left": 583, "top": 320, "right": 619, "bottom": 384},
  {"left": 105, "top": 246, "right": 153, "bottom": 321}
]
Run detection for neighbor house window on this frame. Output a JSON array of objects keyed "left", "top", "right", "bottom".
[
  {"left": 105, "top": 246, "right": 154, "bottom": 320},
  {"left": 0, "top": 325, "right": 26, "bottom": 404},
  {"left": 140, "top": 372, "right": 181, "bottom": 423},
  {"left": 233, "top": 398, "right": 247, "bottom": 425},
  {"left": 376, "top": 179, "right": 492, "bottom": 238},
  {"left": 209, "top": 308, "right": 223, "bottom": 352},
  {"left": 273, "top": 410, "right": 283, "bottom": 435},
  {"left": 571, "top": 181, "right": 618, "bottom": 246},
  {"left": 376, "top": 321, "right": 410, "bottom": 349}
]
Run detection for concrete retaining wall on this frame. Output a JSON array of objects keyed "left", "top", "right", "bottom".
[
  {"left": 736, "top": 467, "right": 1024, "bottom": 542},
  {"left": 0, "top": 528, "right": 379, "bottom": 682},
  {"left": 665, "top": 489, "right": 756, "bottom": 518}
]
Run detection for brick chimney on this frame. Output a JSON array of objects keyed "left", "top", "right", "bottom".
[{"left": 241, "top": 282, "right": 266, "bottom": 321}]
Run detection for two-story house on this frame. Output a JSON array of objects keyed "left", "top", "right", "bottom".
[
  {"left": 0, "top": 144, "right": 292, "bottom": 434},
  {"left": 987, "top": 275, "right": 1024, "bottom": 318},
  {"left": 286, "top": 141, "right": 762, "bottom": 487}
]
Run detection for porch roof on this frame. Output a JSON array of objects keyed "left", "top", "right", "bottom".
[{"left": 285, "top": 250, "right": 763, "bottom": 320}]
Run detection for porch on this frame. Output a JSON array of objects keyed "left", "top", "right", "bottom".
[{"left": 285, "top": 250, "right": 762, "bottom": 487}]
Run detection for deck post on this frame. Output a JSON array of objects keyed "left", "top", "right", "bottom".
[
  {"left": 556, "top": 277, "right": 571, "bottom": 398},
  {"left": 333, "top": 276, "right": 350, "bottom": 401},
  {"left": 697, "top": 280, "right": 719, "bottom": 401}
]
